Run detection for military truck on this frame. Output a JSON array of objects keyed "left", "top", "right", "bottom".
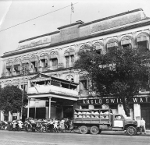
[{"left": 73, "top": 109, "right": 139, "bottom": 135}]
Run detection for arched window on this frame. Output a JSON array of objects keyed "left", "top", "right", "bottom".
[
  {"left": 21, "top": 57, "right": 30, "bottom": 75},
  {"left": 30, "top": 54, "right": 39, "bottom": 73},
  {"left": 6, "top": 59, "right": 13, "bottom": 76},
  {"left": 121, "top": 36, "right": 132, "bottom": 49},
  {"left": 93, "top": 42, "right": 103, "bottom": 54},
  {"left": 39, "top": 53, "right": 49, "bottom": 69},
  {"left": 106, "top": 39, "right": 118, "bottom": 53},
  {"left": 64, "top": 47, "right": 75, "bottom": 68},
  {"left": 13, "top": 58, "right": 21, "bottom": 76},
  {"left": 136, "top": 33, "right": 149, "bottom": 52},
  {"left": 50, "top": 51, "right": 58, "bottom": 69}
]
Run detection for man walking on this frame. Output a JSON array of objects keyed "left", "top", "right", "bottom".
[{"left": 140, "top": 118, "right": 146, "bottom": 134}]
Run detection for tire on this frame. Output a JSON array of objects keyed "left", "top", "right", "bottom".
[
  {"left": 90, "top": 126, "right": 99, "bottom": 135},
  {"left": 126, "top": 126, "right": 137, "bottom": 136},
  {"left": 79, "top": 126, "right": 88, "bottom": 134}
]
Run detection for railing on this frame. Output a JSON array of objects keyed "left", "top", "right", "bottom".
[{"left": 27, "top": 84, "right": 78, "bottom": 96}]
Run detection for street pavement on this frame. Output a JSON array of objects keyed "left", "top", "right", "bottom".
[{"left": 0, "top": 130, "right": 150, "bottom": 145}]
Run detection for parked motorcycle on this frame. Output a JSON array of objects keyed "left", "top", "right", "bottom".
[
  {"left": 9, "top": 120, "right": 23, "bottom": 131},
  {"left": 0, "top": 121, "right": 8, "bottom": 130}
]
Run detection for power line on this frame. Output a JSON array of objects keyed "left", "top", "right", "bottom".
[{"left": 0, "top": 2, "right": 78, "bottom": 33}]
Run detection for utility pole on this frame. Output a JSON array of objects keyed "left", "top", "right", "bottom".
[{"left": 20, "top": 65, "right": 28, "bottom": 121}]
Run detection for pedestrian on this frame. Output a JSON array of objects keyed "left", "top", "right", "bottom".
[{"left": 140, "top": 118, "right": 146, "bottom": 134}]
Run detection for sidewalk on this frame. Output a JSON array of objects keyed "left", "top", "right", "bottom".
[
  {"left": 146, "top": 130, "right": 150, "bottom": 135},
  {"left": 101, "top": 130, "right": 150, "bottom": 136}
]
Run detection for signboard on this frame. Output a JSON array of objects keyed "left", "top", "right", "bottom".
[
  {"left": 19, "top": 35, "right": 51, "bottom": 49},
  {"left": 77, "top": 97, "right": 150, "bottom": 105}
]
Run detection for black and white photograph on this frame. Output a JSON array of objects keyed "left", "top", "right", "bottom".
[{"left": 0, "top": 0, "right": 150, "bottom": 144}]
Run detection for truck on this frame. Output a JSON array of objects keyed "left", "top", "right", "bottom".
[{"left": 73, "top": 108, "right": 140, "bottom": 135}]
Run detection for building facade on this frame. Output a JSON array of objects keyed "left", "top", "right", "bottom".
[{"left": 1, "top": 8, "right": 150, "bottom": 128}]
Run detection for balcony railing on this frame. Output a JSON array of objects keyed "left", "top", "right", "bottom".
[{"left": 27, "top": 84, "right": 78, "bottom": 97}]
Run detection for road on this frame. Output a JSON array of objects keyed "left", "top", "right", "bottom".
[{"left": 0, "top": 130, "right": 149, "bottom": 145}]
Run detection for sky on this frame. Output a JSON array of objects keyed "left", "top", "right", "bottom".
[{"left": 0, "top": 0, "right": 150, "bottom": 75}]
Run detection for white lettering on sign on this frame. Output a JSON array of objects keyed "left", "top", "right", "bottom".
[
  {"left": 133, "top": 98, "right": 138, "bottom": 103},
  {"left": 79, "top": 97, "right": 150, "bottom": 105},
  {"left": 106, "top": 99, "right": 109, "bottom": 104},
  {"left": 140, "top": 98, "right": 143, "bottom": 103},
  {"left": 110, "top": 98, "right": 115, "bottom": 103}
]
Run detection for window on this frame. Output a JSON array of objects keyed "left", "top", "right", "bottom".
[
  {"left": 6, "top": 66, "right": 12, "bottom": 76},
  {"left": 122, "top": 44, "right": 131, "bottom": 49},
  {"left": 93, "top": 42, "right": 103, "bottom": 55},
  {"left": 107, "top": 41, "right": 118, "bottom": 54},
  {"left": 137, "top": 41, "right": 148, "bottom": 53},
  {"left": 80, "top": 80, "right": 88, "bottom": 90},
  {"left": 65, "top": 55, "right": 74, "bottom": 68},
  {"left": 40, "top": 59, "right": 48, "bottom": 68},
  {"left": 121, "top": 37, "right": 132, "bottom": 49},
  {"left": 14, "top": 65, "right": 20, "bottom": 75},
  {"left": 51, "top": 58, "right": 58, "bottom": 67},
  {"left": 65, "top": 56, "right": 69, "bottom": 68},
  {"left": 71, "top": 55, "right": 74, "bottom": 65},
  {"left": 31, "top": 61, "right": 38, "bottom": 72},
  {"left": 22, "top": 63, "right": 29, "bottom": 75},
  {"left": 96, "top": 49, "right": 102, "bottom": 54}
]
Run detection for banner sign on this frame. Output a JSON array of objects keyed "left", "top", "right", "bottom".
[{"left": 77, "top": 97, "right": 150, "bottom": 105}]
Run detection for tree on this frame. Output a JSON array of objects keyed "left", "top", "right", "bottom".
[
  {"left": 0, "top": 85, "right": 27, "bottom": 114},
  {"left": 74, "top": 44, "right": 150, "bottom": 116}
]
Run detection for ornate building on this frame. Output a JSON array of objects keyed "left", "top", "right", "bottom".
[{"left": 1, "top": 8, "right": 150, "bottom": 128}]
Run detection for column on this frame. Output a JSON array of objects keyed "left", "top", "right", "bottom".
[
  {"left": 118, "top": 104, "right": 126, "bottom": 117},
  {"left": 133, "top": 104, "right": 141, "bottom": 120},
  {"left": 49, "top": 97, "right": 51, "bottom": 119},
  {"left": 27, "top": 98, "right": 30, "bottom": 118}
]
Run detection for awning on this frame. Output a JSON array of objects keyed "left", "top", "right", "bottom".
[
  {"left": 137, "top": 35, "right": 148, "bottom": 42},
  {"left": 107, "top": 42, "right": 118, "bottom": 48},
  {"left": 94, "top": 42, "right": 103, "bottom": 50},
  {"left": 121, "top": 39, "right": 131, "bottom": 45}
]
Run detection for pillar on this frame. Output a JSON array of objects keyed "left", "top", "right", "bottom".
[
  {"left": 27, "top": 98, "right": 30, "bottom": 118},
  {"left": 49, "top": 97, "right": 51, "bottom": 119},
  {"left": 118, "top": 104, "right": 126, "bottom": 117},
  {"left": 133, "top": 104, "right": 141, "bottom": 120}
]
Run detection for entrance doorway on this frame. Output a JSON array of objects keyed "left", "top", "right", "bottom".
[
  {"left": 141, "top": 104, "right": 150, "bottom": 129},
  {"left": 29, "top": 107, "right": 46, "bottom": 119},
  {"left": 63, "top": 106, "right": 73, "bottom": 119}
]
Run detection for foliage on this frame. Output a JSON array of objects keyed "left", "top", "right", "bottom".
[
  {"left": 0, "top": 85, "right": 27, "bottom": 114},
  {"left": 74, "top": 44, "right": 150, "bottom": 116}
]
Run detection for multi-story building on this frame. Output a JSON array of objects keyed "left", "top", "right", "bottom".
[{"left": 1, "top": 8, "right": 150, "bottom": 128}]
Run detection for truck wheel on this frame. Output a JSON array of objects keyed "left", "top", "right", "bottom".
[
  {"left": 126, "top": 126, "right": 137, "bottom": 136},
  {"left": 90, "top": 126, "right": 99, "bottom": 135},
  {"left": 79, "top": 126, "right": 88, "bottom": 134}
]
